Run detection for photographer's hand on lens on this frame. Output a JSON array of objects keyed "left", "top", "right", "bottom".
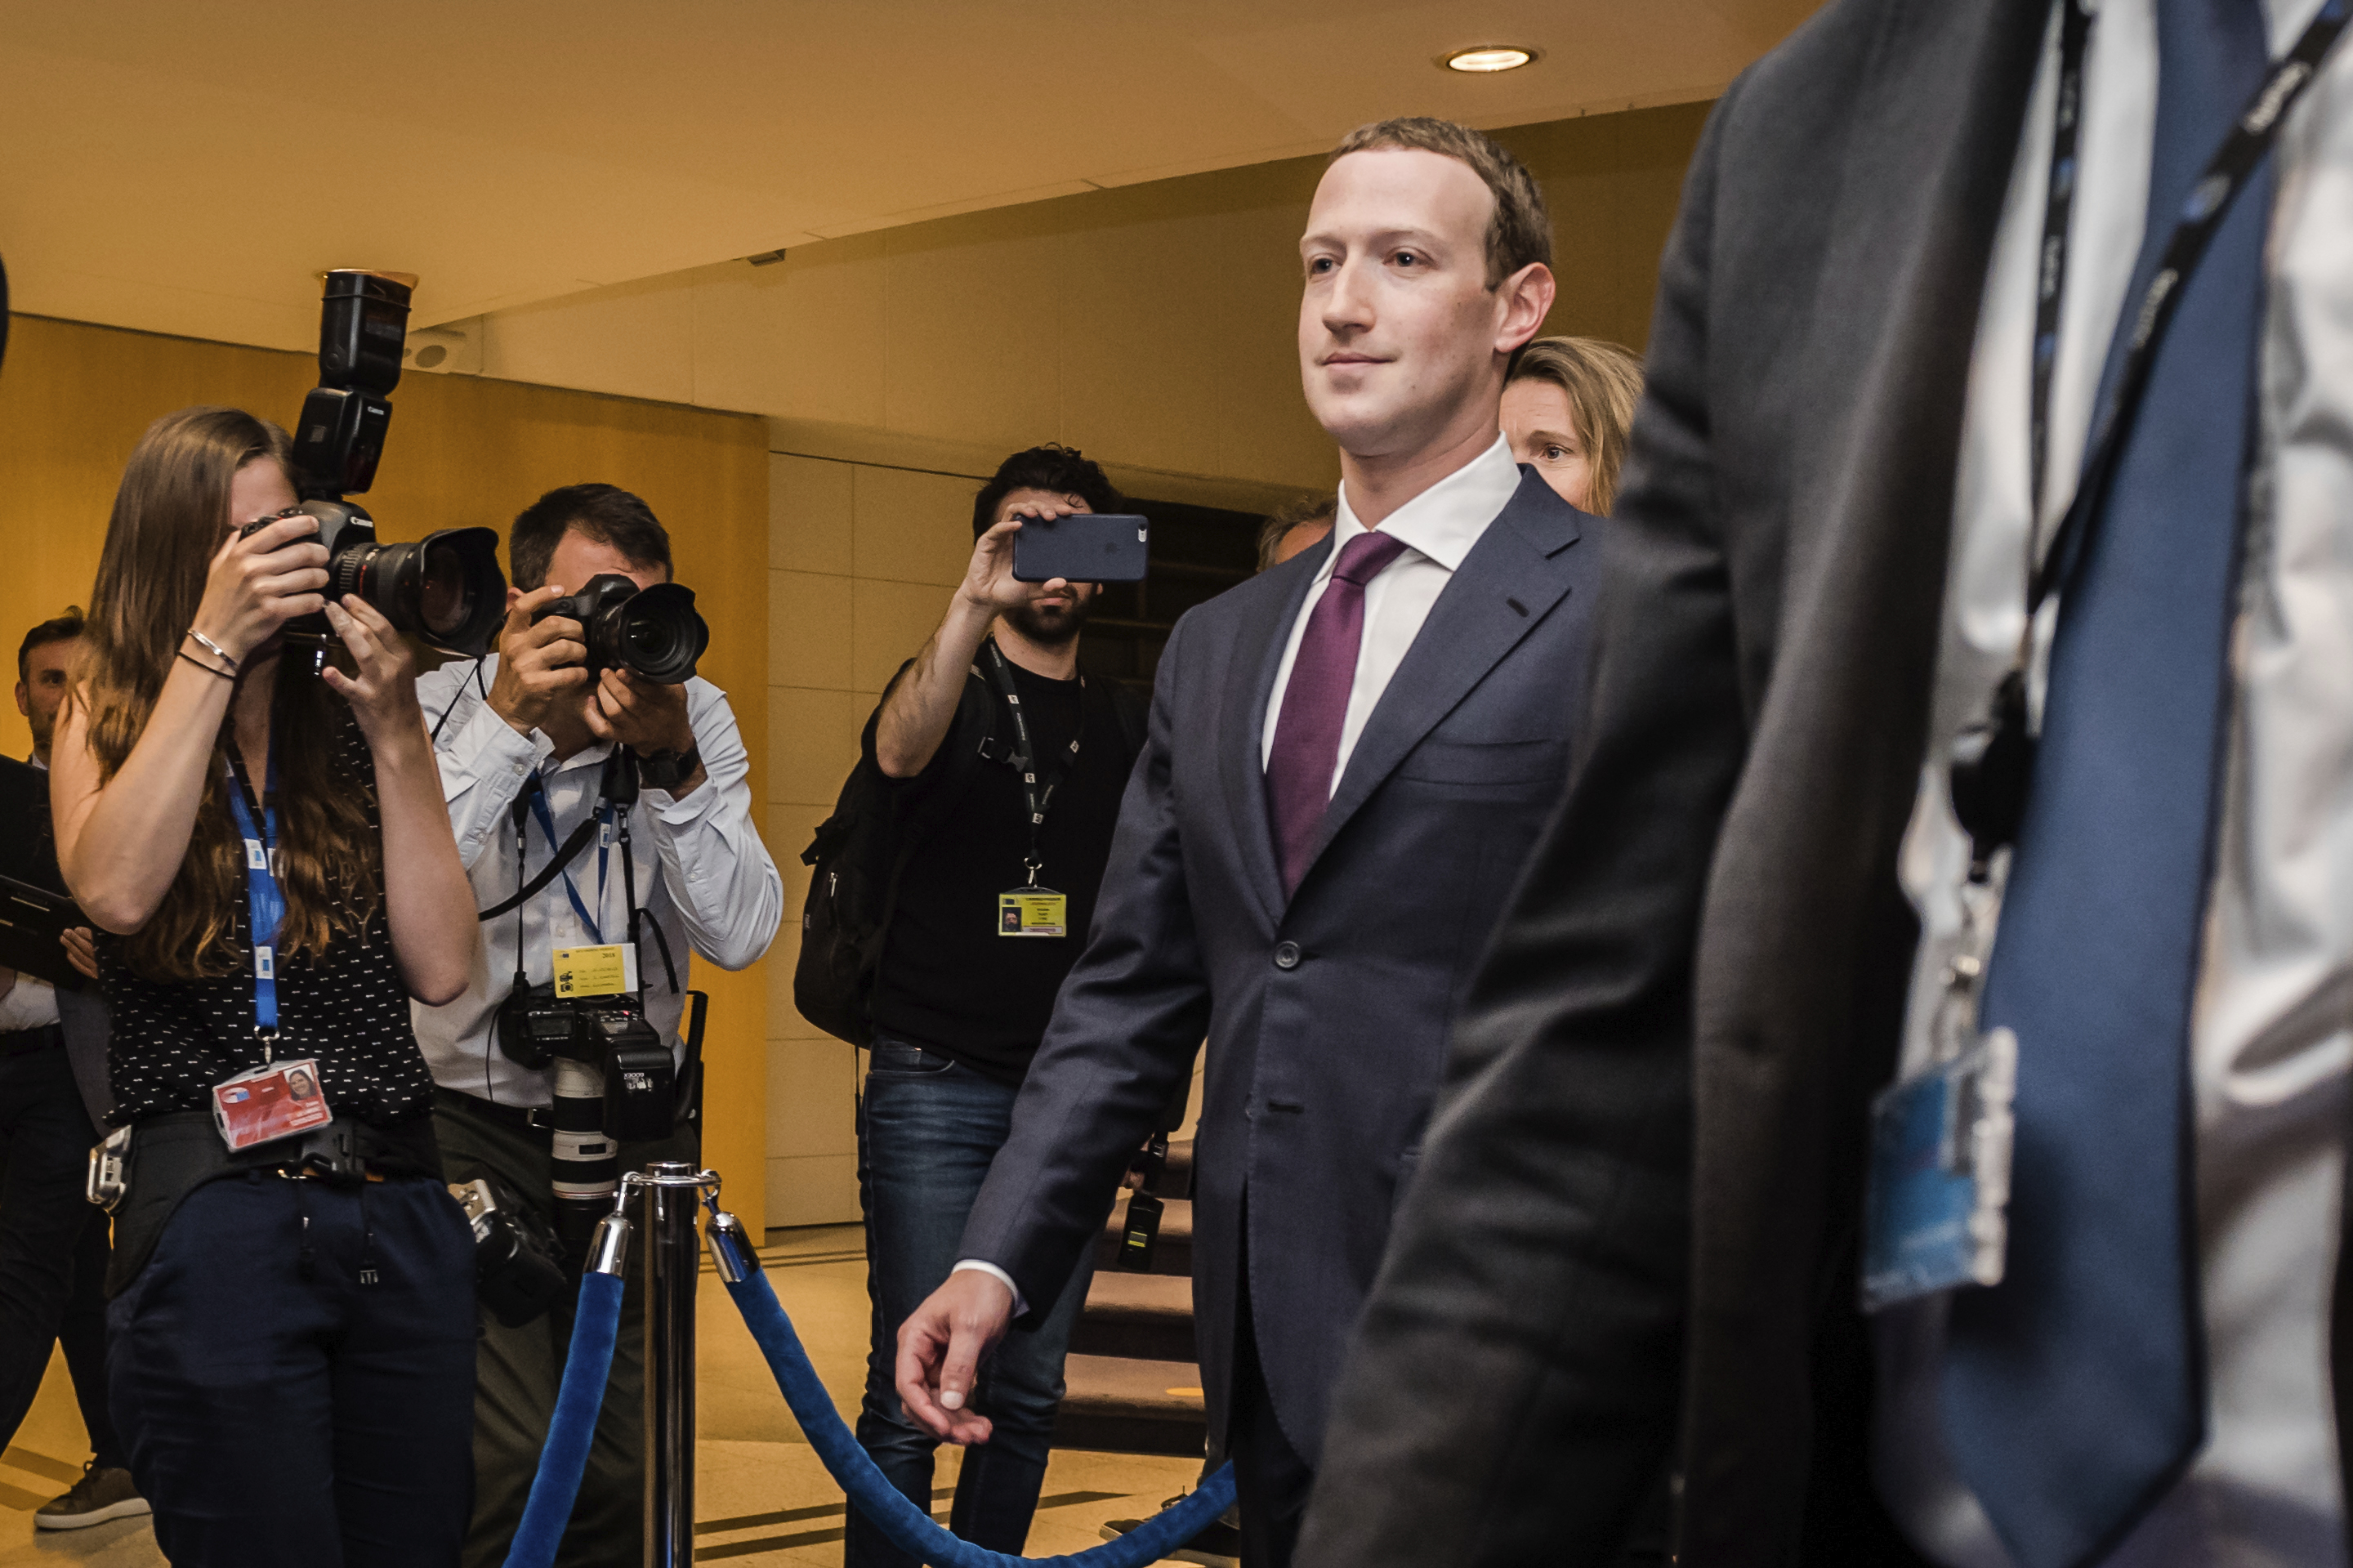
[
  {"left": 583, "top": 668, "right": 703, "bottom": 793},
  {"left": 194, "top": 511, "right": 329, "bottom": 661},
  {"left": 894, "top": 1269, "right": 1015, "bottom": 1446},
  {"left": 319, "top": 596, "right": 424, "bottom": 744},
  {"left": 488, "top": 586, "right": 592, "bottom": 739}
]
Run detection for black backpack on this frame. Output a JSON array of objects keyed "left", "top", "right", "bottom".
[{"left": 793, "top": 660, "right": 1146, "bottom": 1046}]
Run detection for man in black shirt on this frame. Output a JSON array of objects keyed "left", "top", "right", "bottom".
[{"left": 852, "top": 444, "right": 1146, "bottom": 1568}]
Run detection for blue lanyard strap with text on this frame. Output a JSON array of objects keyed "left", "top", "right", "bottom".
[
  {"left": 525, "top": 770, "right": 609, "bottom": 944},
  {"left": 224, "top": 746, "right": 284, "bottom": 1057}
]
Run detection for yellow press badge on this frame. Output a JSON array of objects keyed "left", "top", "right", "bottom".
[
  {"left": 998, "top": 888, "right": 1068, "bottom": 938},
  {"left": 552, "top": 943, "right": 635, "bottom": 998}
]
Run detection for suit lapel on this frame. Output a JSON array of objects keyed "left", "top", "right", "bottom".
[
  {"left": 1222, "top": 536, "right": 1329, "bottom": 925},
  {"left": 1300, "top": 476, "right": 1582, "bottom": 883}
]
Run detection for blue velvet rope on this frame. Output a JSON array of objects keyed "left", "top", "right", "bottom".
[
  {"left": 502, "top": 1270, "right": 625, "bottom": 1568},
  {"left": 714, "top": 1231, "right": 1237, "bottom": 1568},
  {"left": 499, "top": 1234, "right": 1236, "bottom": 1568}
]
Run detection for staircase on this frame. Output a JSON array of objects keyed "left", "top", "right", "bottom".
[{"left": 1053, "top": 1140, "right": 1209, "bottom": 1457}]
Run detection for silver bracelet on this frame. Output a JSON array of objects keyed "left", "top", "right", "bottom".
[{"left": 184, "top": 628, "right": 238, "bottom": 673}]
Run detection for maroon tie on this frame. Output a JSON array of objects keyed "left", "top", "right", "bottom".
[{"left": 1264, "top": 530, "right": 1411, "bottom": 894}]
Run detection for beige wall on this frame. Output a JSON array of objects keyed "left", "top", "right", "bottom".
[{"left": 472, "top": 103, "right": 1712, "bottom": 494}]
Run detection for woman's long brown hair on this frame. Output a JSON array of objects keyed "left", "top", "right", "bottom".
[{"left": 75, "top": 407, "right": 382, "bottom": 980}]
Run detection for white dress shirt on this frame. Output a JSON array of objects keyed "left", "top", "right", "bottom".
[
  {"left": 412, "top": 655, "right": 784, "bottom": 1108},
  {"left": 1876, "top": 1, "right": 2350, "bottom": 1562},
  {"left": 1259, "top": 433, "right": 1525, "bottom": 786},
  {"left": 957, "top": 433, "right": 1526, "bottom": 1313},
  {"left": 1, "top": 752, "right": 64, "bottom": 1034}
]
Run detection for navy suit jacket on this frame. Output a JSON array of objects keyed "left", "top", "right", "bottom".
[{"left": 959, "top": 468, "right": 1600, "bottom": 1463}]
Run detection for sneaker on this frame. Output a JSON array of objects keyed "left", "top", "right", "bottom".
[
  {"left": 34, "top": 1462, "right": 150, "bottom": 1530},
  {"left": 1100, "top": 1492, "right": 1241, "bottom": 1567}
]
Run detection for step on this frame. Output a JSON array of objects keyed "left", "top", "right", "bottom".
[
  {"left": 1072, "top": 1270, "right": 1196, "bottom": 1363},
  {"left": 1052, "top": 1353, "right": 1208, "bottom": 1458},
  {"left": 1096, "top": 1193, "right": 1193, "bottom": 1275}
]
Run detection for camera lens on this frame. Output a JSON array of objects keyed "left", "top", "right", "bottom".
[
  {"left": 382, "top": 528, "right": 506, "bottom": 656},
  {"left": 418, "top": 538, "right": 470, "bottom": 641},
  {"left": 612, "top": 584, "right": 708, "bottom": 685}
]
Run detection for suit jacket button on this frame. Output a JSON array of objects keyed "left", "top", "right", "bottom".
[{"left": 1273, "top": 941, "right": 1301, "bottom": 970}]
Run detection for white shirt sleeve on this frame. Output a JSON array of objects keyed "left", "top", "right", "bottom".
[
  {"left": 636, "top": 682, "right": 784, "bottom": 972},
  {"left": 949, "top": 1259, "right": 1027, "bottom": 1318}
]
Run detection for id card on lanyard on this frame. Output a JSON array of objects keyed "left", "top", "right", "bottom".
[
  {"left": 218, "top": 744, "right": 332, "bottom": 1150},
  {"left": 981, "top": 642, "right": 1083, "bottom": 939}
]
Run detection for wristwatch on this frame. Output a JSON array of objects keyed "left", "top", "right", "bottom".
[{"left": 636, "top": 742, "right": 701, "bottom": 791}]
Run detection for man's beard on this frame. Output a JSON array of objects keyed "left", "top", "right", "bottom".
[
  {"left": 1003, "top": 595, "right": 1090, "bottom": 648},
  {"left": 26, "top": 704, "right": 55, "bottom": 758}
]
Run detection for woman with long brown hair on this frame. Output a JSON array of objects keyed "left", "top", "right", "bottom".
[
  {"left": 48, "top": 406, "right": 480, "bottom": 1566},
  {"left": 1500, "top": 335, "right": 1645, "bottom": 514}
]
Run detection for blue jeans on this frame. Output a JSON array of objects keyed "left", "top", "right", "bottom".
[{"left": 849, "top": 1037, "right": 1095, "bottom": 1568}]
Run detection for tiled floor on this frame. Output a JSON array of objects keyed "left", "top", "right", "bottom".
[{"left": 0, "top": 1224, "right": 1203, "bottom": 1566}]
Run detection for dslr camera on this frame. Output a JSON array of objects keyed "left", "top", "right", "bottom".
[
  {"left": 530, "top": 572, "right": 708, "bottom": 686},
  {"left": 496, "top": 978, "right": 676, "bottom": 1249},
  {"left": 239, "top": 270, "right": 507, "bottom": 658}
]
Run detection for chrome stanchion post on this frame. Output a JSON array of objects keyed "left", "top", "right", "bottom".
[{"left": 637, "top": 1161, "right": 718, "bottom": 1568}]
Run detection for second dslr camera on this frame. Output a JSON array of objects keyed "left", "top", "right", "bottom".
[{"left": 531, "top": 573, "right": 708, "bottom": 686}]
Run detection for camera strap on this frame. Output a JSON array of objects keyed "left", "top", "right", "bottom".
[
  {"left": 979, "top": 639, "right": 1085, "bottom": 886},
  {"left": 478, "top": 781, "right": 600, "bottom": 922},
  {"left": 224, "top": 739, "right": 284, "bottom": 1060}
]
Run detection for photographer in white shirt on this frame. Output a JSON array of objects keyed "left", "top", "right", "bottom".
[{"left": 413, "top": 482, "right": 781, "bottom": 1568}]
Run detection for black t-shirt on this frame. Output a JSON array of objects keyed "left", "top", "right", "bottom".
[
  {"left": 98, "top": 714, "right": 435, "bottom": 1128},
  {"left": 868, "top": 652, "right": 1141, "bottom": 1084}
]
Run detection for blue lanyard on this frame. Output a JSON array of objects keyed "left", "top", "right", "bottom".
[
  {"left": 525, "top": 771, "right": 609, "bottom": 945},
  {"left": 223, "top": 747, "right": 284, "bottom": 1055}
]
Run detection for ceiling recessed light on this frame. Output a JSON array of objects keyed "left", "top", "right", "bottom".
[{"left": 1442, "top": 45, "right": 1537, "bottom": 74}]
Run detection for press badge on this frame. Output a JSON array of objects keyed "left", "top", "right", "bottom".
[
  {"left": 552, "top": 943, "right": 636, "bottom": 998},
  {"left": 1861, "top": 1026, "right": 2016, "bottom": 1312},
  {"left": 998, "top": 887, "right": 1068, "bottom": 938},
  {"left": 212, "top": 1057, "right": 333, "bottom": 1152}
]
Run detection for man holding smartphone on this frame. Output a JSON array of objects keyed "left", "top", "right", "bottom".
[{"left": 848, "top": 444, "right": 1149, "bottom": 1568}]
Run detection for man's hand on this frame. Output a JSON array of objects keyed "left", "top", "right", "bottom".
[
  {"left": 957, "top": 501, "right": 1083, "bottom": 619},
  {"left": 895, "top": 1269, "right": 1016, "bottom": 1445},
  {"left": 60, "top": 928, "right": 97, "bottom": 981},
  {"left": 583, "top": 669, "right": 701, "bottom": 785},
  {"left": 486, "top": 587, "right": 592, "bottom": 738}
]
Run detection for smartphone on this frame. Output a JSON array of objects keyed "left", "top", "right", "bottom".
[{"left": 1011, "top": 512, "right": 1150, "bottom": 583}]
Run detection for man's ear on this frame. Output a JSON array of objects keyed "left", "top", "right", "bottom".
[
  {"left": 12, "top": 681, "right": 27, "bottom": 720},
  {"left": 1496, "top": 261, "right": 1558, "bottom": 355}
]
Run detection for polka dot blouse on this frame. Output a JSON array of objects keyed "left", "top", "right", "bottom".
[{"left": 97, "top": 714, "right": 437, "bottom": 1128}]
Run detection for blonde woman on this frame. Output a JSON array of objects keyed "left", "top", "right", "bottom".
[{"left": 1501, "top": 335, "right": 1645, "bottom": 514}]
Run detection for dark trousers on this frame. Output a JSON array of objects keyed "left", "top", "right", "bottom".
[
  {"left": 1230, "top": 1254, "right": 1314, "bottom": 1568},
  {"left": 435, "top": 1092, "right": 699, "bottom": 1568},
  {"left": 0, "top": 1036, "right": 121, "bottom": 1467},
  {"left": 106, "top": 1171, "right": 478, "bottom": 1567},
  {"left": 851, "top": 1037, "right": 1096, "bottom": 1568}
]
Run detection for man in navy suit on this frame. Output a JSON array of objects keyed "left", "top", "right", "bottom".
[{"left": 895, "top": 116, "right": 1593, "bottom": 1567}]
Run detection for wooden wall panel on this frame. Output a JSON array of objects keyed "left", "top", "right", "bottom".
[{"left": 0, "top": 313, "right": 772, "bottom": 1230}]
